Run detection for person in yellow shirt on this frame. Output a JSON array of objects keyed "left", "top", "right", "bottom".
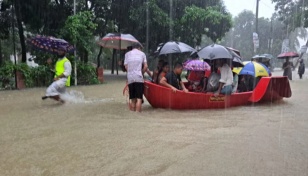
[{"left": 42, "top": 46, "right": 71, "bottom": 103}]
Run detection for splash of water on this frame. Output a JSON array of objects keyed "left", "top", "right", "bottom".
[
  {"left": 59, "top": 90, "right": 114, "bottom": 104},
  {"left": 60, "top": 90, "right": 85, "bottom": 103}
]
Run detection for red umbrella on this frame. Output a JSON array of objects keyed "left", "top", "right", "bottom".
[{"left": 277, "top": 52, "right": 299, "bottom": 59}]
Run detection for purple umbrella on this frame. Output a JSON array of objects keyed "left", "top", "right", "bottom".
[
  {"left": 183, "top": 59, "right": 192, "bottom": 67},
  {"left": 28, "top": 35, "right": 74, "bottom": 54},
  {"left": 183, "top": 60, "right": 211, "bottom": 71}
]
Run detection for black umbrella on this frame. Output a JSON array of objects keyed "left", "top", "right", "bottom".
[
  {"left": 252, "top": 54, "right": 273, "bottom": 62},
  {"left": 199, "top": 44, "right": 243, "bottom": 67},
  {"left": 198, "top": 44, "right": 233, "bottom": 60},
  {"left": 157, "top": 41, "right": 196, "bottom": 55}
]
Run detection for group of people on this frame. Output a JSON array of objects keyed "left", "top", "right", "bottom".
[
  {"left": 151, "top": 59, "right": 238, "bottom": 95},
  {"left": 42, "top": 43, "right": 305, "bottom": 112},
  {"left": 283, "top": 58, "right": 305, "bottom": 80}
]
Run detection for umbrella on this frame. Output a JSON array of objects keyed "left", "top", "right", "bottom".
[
  {"left": 198, "top": 44, "right": 233, "bottom": 60},
  {"left": 252, "top": 54, "right": 274, "bottom": 62},
  {"left": 98, "top": 33, "right": 141, "bottom": 50},
  {"left": 226, "top": 47, "right": 244, "bottom": 67},
  {"left": 183, "top": 59, "right": 192, "bottom": 67},
  {"left": 27, "top": 35, "right": 74, "bottom": 54},
  {"left": 232, "top": 56, "right": 244, "bottom": 67},
  {"left": 157, "top": 41, "right": 196, "bottom": 55},
  {"left": 233, "top": 61, "right": 271, "bottom": 77},
  {"left": 183, "top": 60, "right": 211, "bottom": 71},
  {"left": 226, "top": 47, "right": 241, "bottom": 56},
  {"left": 277, "top": 52, "right": 299, "bottom": 59}
]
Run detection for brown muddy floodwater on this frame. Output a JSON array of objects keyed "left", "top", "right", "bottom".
[{"left": 1, "top": 70, "right": 308, "bottom": 176}]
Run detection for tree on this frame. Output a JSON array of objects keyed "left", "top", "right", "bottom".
[
  {"left": 61, "top": 11, "right": 97, "bottom": 63},
  {"left": 0, "top": 0, "right": 11, "bottom": 65},
  {"left": 179, "top": 5, "right": 232, "bottom": 45},
  {"left": 220, "top": 10, "right": 286, "bottom": 60}
]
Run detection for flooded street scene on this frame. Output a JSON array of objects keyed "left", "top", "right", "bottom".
[
  {"left": 1, "top": 70, "right": 308, "bottom": 175},
  {"left": 1, "top": 0, "right": 308, "bottom": 175}
]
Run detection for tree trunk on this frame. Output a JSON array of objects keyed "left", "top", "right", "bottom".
[
  {"left": 97, "top": 46, "right": 103, "bottom": 68},
  {"left": 84, "top": 49, "right": 88, "bottom": 63},
  {"left": 0, "top": 40, "right": 2, "bottom": 65},
  {"left": 15, "top": 1, "right": 27, "bottom": 63}
]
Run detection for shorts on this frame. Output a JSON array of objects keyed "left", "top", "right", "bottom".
[{"left": 128, "top": 82, "right": 144, "bottom": 99}]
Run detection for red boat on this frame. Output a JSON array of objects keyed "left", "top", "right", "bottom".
[{"left": 143, "top": 76, "right": 291, "bottom": 110}]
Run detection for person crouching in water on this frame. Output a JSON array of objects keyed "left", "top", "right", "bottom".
[
  {"left": 160, "top": 62, "right": 189, "bottom": 93},
  {"left": 42, "top": 46, "right": 72, "bottom": 103},
  {"left": 214, "top": 59, "right": 233, "bottom": 97}
]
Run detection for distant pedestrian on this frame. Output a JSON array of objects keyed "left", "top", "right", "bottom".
[
  {"left": 298, "top": 59, "right": 305, "bottom": 79},
  {"left": 282, "top": 58, "right": 294, "bottom": 80},
  {"left": 124, "top": 43, "right": 148, "bottom": 112}
]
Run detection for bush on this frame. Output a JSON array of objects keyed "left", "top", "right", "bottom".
[
  {"left": 71, "top": 61, "right": 100, "bottom": 85},
  {"left": 0, "top": 60, "right": 100, "bottom": 90},
  {"left": 0, "top": 61, "right": 16, "bottom": 89}
]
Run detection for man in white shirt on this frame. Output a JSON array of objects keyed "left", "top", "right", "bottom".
[
  {"left": 214, "top": 59, "right": 233, "bottom": 96},
  {"left": 124, "top": 43, "right": 148, "bottom": 112}
]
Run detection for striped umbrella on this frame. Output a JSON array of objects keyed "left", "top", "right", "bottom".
[{"left": 233, "top": 61, "right": 271, "bottom": 77}]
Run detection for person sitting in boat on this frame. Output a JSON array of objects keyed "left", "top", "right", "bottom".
[
  {"left": 187, "top": 71, "right": 207, "bottom": 92},
  {"left": 214, "top": 59, "right": 233, "bottom": 96},
  {"left": 160, "top": 62, "right": 189, "bottom": 93},
  {"left": 237, "top": 75, "right": 248, "bottom": 92},
  {"left": 232, "top": 71, "right": 239, "bottom": 93},
  {"left": 238, "top": 75, "right": 257, "bottom": 91},
  {"left": 156, "top": 62, "right": 170, "bottom": 84},
  {"left": 152, "top": 59, "right": 164, "bottom": 83}
]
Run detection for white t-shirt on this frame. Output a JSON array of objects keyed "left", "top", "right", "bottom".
[
  {"left": 219, "top": 63, "right": 233, "bottom": 86},
  {"left": 124, "top": 49, "right": 147, "bottom": 84}
]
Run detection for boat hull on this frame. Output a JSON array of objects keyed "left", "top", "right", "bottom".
[{"left": 144, "top": 76, "right": 291, "bottom": 110}]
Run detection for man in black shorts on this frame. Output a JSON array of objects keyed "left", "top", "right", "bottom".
[{"left": 124, "top": 43, "right": 148, "bottom": 112}]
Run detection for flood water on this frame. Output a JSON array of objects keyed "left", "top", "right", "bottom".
[{"left": 1, "top": 70, "right": 308, "bottom": 176}]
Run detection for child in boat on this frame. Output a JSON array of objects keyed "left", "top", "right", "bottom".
[
  {"left": 157, "top": 62, "right": 170, "bottom": 84},
  {"left": 187, "top": 71, "right": 207, "bottom": 92},
  {"left": 152, "top": 59, "right": 164, "bottom": 83}
]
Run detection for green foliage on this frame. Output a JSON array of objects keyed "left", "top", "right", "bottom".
[
  {"left": 15, "top": 63, "right": 33, "bottom": 87},
  {"left": 0, "top": 60, "right": 100, "bottom": 90},
  {"left": 61, "top": 11, "right": 98, "bottom": 53},
  {"left": 179, "top": 5, "right": 232, "bottom": 44},
  {"left": 71, "top": 61, "right": 99, "bottom": 85},
  {"left": 272, "top": 0, "right": 306, "bottom": 30},
  {"left": 0, "top": 61, "right": 15, "bottom": 89}
]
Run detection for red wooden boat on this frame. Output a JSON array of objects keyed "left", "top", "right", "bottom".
[{"left": 143, "top": 76, "right": 291, "bottom": 110}]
